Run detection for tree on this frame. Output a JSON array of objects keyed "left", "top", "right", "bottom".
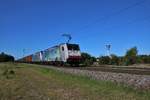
[
  {"left": 110, "top": 54, "right": 119, "bottom": 65},
  {"left": 124, "top": 47, "right": 138, "bottom": 65},
  {"left": 0, "top": 52, "right": 15, "bottom": 62},
  {"left": 98, "top": 56, "right": 111, "bottom": 65},
  {"left": 81, "top": 52, "right": 96, "bottom": 66}
]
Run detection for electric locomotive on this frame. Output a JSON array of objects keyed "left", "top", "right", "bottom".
[{"left": 18, "top": 43, "right": 82, "bottom": 66}]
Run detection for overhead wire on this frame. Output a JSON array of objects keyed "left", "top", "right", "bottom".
[
  {"left": 103, "top": 15, "right": 150, "bottom": 32},
  {"left": 75, "top": 0, "right": 147, "bottom": 33}
]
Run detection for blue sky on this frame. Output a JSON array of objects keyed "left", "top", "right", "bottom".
[{"left": 0, "top": 0, "right": 150, "bottom": 59}]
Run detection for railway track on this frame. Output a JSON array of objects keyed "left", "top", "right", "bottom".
[
  {"left": 19, "top": 62, "right": 150, "bottom": 75},
  {"left": 58, "top": 66, "right": 150, "bottom": 75}
]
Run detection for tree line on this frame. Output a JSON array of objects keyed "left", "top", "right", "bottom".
[
  {"left": 0, "top": 52, "right": 15, "bottom": 62},
  {"left": 81, "top": 47, "right": 150, "bottom": 66}
]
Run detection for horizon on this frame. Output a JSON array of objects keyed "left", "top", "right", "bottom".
[{"left": 0, "top": 0, "right": 150, "bottom": 59}]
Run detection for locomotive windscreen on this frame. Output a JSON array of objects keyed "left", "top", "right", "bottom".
[{"left": 67, "top": 44, "right": 80, "bottom": 50}]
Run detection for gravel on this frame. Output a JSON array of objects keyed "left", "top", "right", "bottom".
[{"left": 44, "top": 66, "right": 150, "bottom": 90}]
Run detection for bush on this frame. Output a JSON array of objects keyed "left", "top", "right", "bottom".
[{"left": 137, "top": 55, "right": 150, "bottom": 64}]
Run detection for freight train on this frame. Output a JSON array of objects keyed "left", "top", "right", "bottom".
[{"left": 18, "top": 43, "right": 82, "bottom": 66}]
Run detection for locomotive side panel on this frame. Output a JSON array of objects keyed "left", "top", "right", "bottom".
[
  {"left": 59, "top": 44, "right": 69, "bottom": 62},
  {"left": 43, "top": 46, "right": 61, "bottom": 62},
  {"left": 32, "top": 51, "right": 43, "bottom": 62}
]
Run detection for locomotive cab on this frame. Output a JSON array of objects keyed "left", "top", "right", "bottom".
[{"left": 60, "top": 43, "right": 81, "bottom": 65}]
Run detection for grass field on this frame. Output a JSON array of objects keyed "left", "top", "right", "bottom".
[{"left": 0, "top": 62, "right": 150, "bottom": 100}]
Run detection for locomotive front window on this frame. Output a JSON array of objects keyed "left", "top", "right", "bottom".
[{"left": 67, "top": 44, "right": 80, "bottom": 50}]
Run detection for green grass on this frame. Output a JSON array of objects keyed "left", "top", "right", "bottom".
[
  {"left": 37, "top": 66, "right": 150, "bottom": 100},
  {"left": 0, "top": 62, "right": 150, "bottom": 100}
]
